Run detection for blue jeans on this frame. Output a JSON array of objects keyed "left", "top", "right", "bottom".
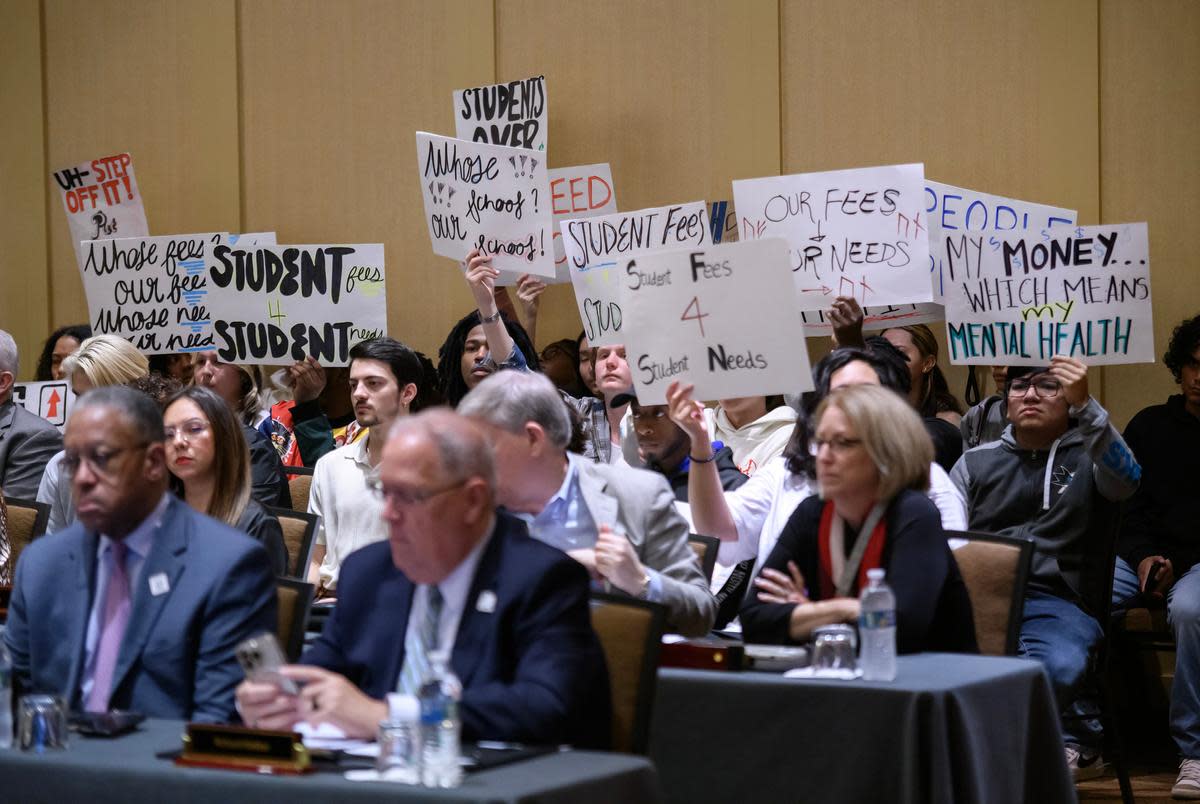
[
  {"left": 1113, "top": 557, "right": 1200, "bottom": 759},
  {"left": 1019, "top": 590, "right": 1104, "bottom": 749}
]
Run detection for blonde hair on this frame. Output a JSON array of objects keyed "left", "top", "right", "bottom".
[
  {"left": 63, "top": 335, "right": 149, "bottom": 389},
  {"left": 815, "top": 384, "right": 932, "bottom": 501}
]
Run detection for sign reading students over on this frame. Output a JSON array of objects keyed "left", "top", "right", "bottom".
[
  {"left": 619, "top": 238, "right": 813, "bottom": 405},
  {"left": 454, "top": 75, "right": 547, "bottom": 153},
  {"left": 12, "top": 381, "right": 76, "bottom": 431},
  {"left": 563, "top": 201, "right": 710, "bottom": 347},
  {"left": 416, "top": 131, "right": 555, "bottom": 279},
  {"left": 208, "top": 243, "right": 387, "bottom": 366},
  {"left": 79, "top": 232, "right": 227, "bottom": 355},
  {"left": 733, "top": 163, "right": 931, "bottom": 310},
  {"left": 52, "top": 153, "right": 149, "bottom": 269},
  {"left": 943, "top": 223, "right": 1153, "bottom": 366}
]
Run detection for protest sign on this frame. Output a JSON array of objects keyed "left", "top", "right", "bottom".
[
  {"left": 416, "top": 132, "right": 555, "bottom": 278},
  {"left": 733, "top": 163, "right": 931, "bottom": 310},
  {"left": 619, "top": 238, "right": 812, "bottom": 405},
  {"left": 943, "top": 223, "right": 1152, "bottom": 366},
  {"left": 52, "top": 153, "right": 149, "bottom": 269},
  {"left": 208, "top": 243, "right": 387, "bottom": 366},
  {"left": 797, "top": 303, "right": 944, "bottom": 335},
  {"left": 545, "top": 164, "right": 617, "bottom": 283},
  {"left": 454, "top": 75, "right": 547, "bottom": 153},
  {"left": 229, "top": 232, "right": 277, "bottom": 247},
  {"left": 708, "top": 200, "right": 738, "bottom": 244},
  {"left": 79, "top": 232, "right": 227, "bottom": 355},
  {"left": 12, "top": 381, "right": 75, "bottom": 431},
  {"left": 563, "top": 201, "right": 710, "bottom": 347}
]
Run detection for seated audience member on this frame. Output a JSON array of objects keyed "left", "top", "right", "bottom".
[
  {"left": 38, "top": 335, "right": 150, "bottom": 533},
  {"left": 147, "top": 352, "right": 195, "bottom": 386},
  {"left": 5, "top": 386, "right": 276, "bottom": 722},
  {"left": 960, "top": 365, "right": 1010, "bottom": 449},
  {"left": 34, "top": 323, "right": 91, "bottom": 381},
  {"left": 261, "top": 358, "right": 360, "bottom": 471},
  {"left": 0, "top": 329, "right": 63, "bottom": 499},
  {"left": 540, "top": 338, "right": 588, "bottom": 398},
  {"left": 437, "top": 250, "right": 538, "bottom": 407},
  {"left": 867, "top": 335, "right": 961, "bottom": 472},
  {"left": 704, "top": 395, "right": 796, "bottom": 477},
  {"left": 191, "top": 351, "right": 290, "bottom": 508},
  {"left": 1111, "top": 314, "right": 1200, "bottom": 798},
  {"left": 577, "top": 332, "right": 600, "bottom": 397},
  {"left": 564, "top": 344, "right": 638, "bottom": 464},
  {"left": 881, "top": 324, "right": 965, "bottom": 426},
  {"left": 951, "top": 356, "right": 1140, "bottom": 777},
  {"left": 459, "top": 372, "right": 716, "bottom": 636},
  {"left": 235, "top": 409, "right": 611, "bottom": 747},
  {"left": 741, "top": 385, "right": 977, "bottom": 653},
  {"left": 164, "top": 386, "right": 288, "bottom": 576},
  {"left": 308, "top": 337, "right": 422, "bottom": 597}
]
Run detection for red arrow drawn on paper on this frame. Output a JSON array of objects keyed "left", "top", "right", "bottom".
[
  {"left": 45, "top": 389, "right": 61, "bottom": 419},
  {"left": 800, "top": 285, "right": 833, "bottom": 295}
]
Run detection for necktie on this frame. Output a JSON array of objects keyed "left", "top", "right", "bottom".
[
  {"left": 397, "top": 585, "right": 444, "bottom": 695},
  {"left": 86, "top": 541, "right": 132, "bottom": 712}
]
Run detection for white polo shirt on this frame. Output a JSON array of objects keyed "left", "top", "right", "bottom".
[{"left": 309, "top": 434, "right": 385, "bottom": 590}]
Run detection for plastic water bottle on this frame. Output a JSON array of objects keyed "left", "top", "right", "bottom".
[
  {"left": 0, "top": 640, "right": 12, "bottom": 749},
  {"left": 377, "top": 693, "right": 422, "bottom": 783},
  {"left": 859, "top": 568, "right": 897, "bottom": 682},
  {"left": 418, "top": 650, "right": 462, "bottom": 788}
]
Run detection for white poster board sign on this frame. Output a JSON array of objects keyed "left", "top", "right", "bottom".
[
  {"left": 619, "top": 238, "right": 813, "bottom": 405},
  {"left": 546, "top": 163, "right": 617, "bottom": 283},
  {"left": 52, "top": 153, "right": 149, "bottom": 269},
  {"left": 208, "top": 243, "right": 387, "bottom": 366},
  {"left": 415, "top": 132, "right": 555, "bottom": 278},
  {"left": 733, "top": 163, "right": 931, "bottom": 310},
  {"left": 12, "top": 380, "right": 76, "bottom": 431},
  {"left": 229, "top": 232, "right": 277, "bottom": 247},
  {"left": 563, "top": 201, "right": 710, "bottom": 347},
  {"left": 943, "top": 223, "right": 1153, "bottom": 366},
  {"left": 454, "top": 75, "right": 547, "bottom": 154}
]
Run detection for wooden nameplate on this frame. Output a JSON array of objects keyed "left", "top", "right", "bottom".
[{"left": 175, "top": 723, "right": 313, "bottom": 775}]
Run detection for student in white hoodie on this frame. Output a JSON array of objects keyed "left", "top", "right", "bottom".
[{"left": 704, "top": 395, "right": 797, "bottom": 478}]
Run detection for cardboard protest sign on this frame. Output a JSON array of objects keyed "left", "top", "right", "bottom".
[
  {"left": 79, "top": 232, "right": 228, "bottom": 355},
  {"left": 208, "top": 243, "right": 387, "bottom": 366},
  {"left": 943, "top": 223, "right": 1152, "bottom": 366},
  {"left": 733, "top": 163, "right": 931, "bottom": 310},
  {"left": 12, "top": 381, "right": 75, "bottom": 431},
  {"left": 454, "top": 75, "right": 547, "bottom": 153},
  {"left": 708, "top": 200, "right": 738, "bottom": 244},
  {"left": 546, "top": 164, "right": 617, "bottom": 283},
  {"left": 797, "top": 303, "right": 944, "bottom": 335},
  {"left": 619, "top": 238, "right": 812, "bottom": 405},
  {"left": 416, "top": 132, "right": 555, "bottom": 278},
  {"left": 52, "top": 153, "right": 149, "bottom": 269},
  {"left": 563, "top": 201, "right": 710, "bottom": 347}
]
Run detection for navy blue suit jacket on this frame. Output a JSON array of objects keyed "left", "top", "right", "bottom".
[
  {"left": 4, "top": 496, "right": 277, "bottom": 722},
  {"left": 303, "top": 512, "right": 612, "bottom": 749}
]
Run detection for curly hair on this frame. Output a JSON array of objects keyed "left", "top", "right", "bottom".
[
  {"left": 35, "top": 324, "right": 92, "bottom": 381},
  {"left": 1164, "top": 314, "right": 1200, "bottom": 383},
  {"left": 436, "top": 310, "right": 539, "bottom": 407}
]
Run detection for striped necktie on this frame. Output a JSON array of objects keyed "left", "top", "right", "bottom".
[{"left": 397, "top": 585, "right": 444, "bottom": 695}]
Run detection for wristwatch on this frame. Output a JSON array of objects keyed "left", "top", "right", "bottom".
[{"left": 635, "top": 570, "right": 652, "bottom": 600}]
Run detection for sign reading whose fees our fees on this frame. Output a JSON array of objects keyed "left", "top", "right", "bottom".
[
  {"left": 943, "top": 222, "right": 1152, "bottom": 366},
  {"left": 52, "top": 152, "right": 150, "bottom": 270}
]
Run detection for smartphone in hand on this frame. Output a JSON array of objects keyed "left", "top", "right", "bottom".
[
  {"left": 235, "top": 632, "right": 299, "bottom": 695},
  {"left": 1143, "top": 560, "right": 1167, "bottom": 595}
]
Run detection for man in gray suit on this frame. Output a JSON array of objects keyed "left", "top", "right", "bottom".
[
  {"left": 5, "top": 385, "right": 276, "bottom": 722},
  {"left": 0, "top": 329, "right": 62, "bottom": 499},
  {"left": 460, "top": 372, "right": 715, "bottom": 636}
]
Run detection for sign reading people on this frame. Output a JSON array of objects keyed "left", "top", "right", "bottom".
[
  {"left": 619, "top": 238, "right": 813, "bottom": 405},
  {"left": 733, "top": 163, "right": 931, "bottom": 311},
  {"left": 12, "top": 381, "right": 75, "bottom": 431},
  {"left": 52, "top": 153, "right": 149, "bottom": 269},
  {"left": 416, "top": 131, "right": 555, "bottom": 279},
  {"left": 454, "top": 75, "right": 547, "bottom": 154},
  {"left": 562, "top": 201, "right": 709, "bottom": 347},
  {"left": 208, "top": 243, "right": 387, "bottom": 366},
  {"left": 943, "top": 223, "right": 1152, "bottom": 366}
]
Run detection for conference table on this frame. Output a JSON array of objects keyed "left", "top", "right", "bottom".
[
  {"left": 648, "top": 653, "right": 1074, "bottom": 804},
  {"left": 0, "top": 718, "right": 662, "bottom": 804}
]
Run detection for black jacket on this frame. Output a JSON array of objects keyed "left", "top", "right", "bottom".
[
  {"left": 235, "top": 499, "right": 289, "bottom": 577},
  {"left": 660, "top": 445, "right": 748, "bottom": 503},
  {"left": 243, "top": 424, "right": 291, "bottom": 508}
]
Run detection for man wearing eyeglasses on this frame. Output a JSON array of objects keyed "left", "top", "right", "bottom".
[
  {"left": 4, "top": 385, "right": 276, "bottom": 722},
  {"left": 950, "top": 355, "right": 1141, "bottom": 779}
]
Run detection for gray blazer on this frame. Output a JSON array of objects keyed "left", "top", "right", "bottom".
[
  {"left": 577, "top": 459, "right": 716, "bottom": 636},
  {"left": 0, "top": 400, "right": 62, "bottom": 500}
]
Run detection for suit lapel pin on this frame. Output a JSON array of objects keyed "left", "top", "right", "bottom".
[
  {"left": 148, "top": 572, "right": 170, "bottom": 597},
  {"left": 476, "top": 590, "right": 497, "bottom": 613}
]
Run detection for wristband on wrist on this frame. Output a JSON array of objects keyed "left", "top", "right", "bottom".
[
  {"left": 479, "top": 309, "right": 502, "bottom": 324},
  {"left": 689, "top": 449, "right": 718, "bottom": 464}
]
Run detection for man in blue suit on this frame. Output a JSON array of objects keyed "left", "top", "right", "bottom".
[
  {"left": 5, "top": 385, "right": 277, "bottom": 722},
  {"left": 236, "top": 409, "right": 611, "bottom": 748}
]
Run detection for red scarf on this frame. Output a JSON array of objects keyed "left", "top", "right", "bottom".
[{"left": 817, "top": 500, "right": 888, "bottom": 600}]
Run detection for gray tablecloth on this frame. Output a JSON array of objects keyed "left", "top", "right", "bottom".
[
  {"left": 649, "top": 653, "right": 1074, "bottom": 804},
  {"left": 0, "top": 718, "right": 662, "bottom": 804}
]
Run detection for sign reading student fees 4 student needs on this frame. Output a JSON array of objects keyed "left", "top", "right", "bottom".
[
  {"left": 454, "top": 75, "right": 547, "bottom": 153},
  {"left": 733, "top": 163, "right": 931, "bottom": 310},
  {"left": 943, "top": 223, "right": 1152, "bottom": 366},
  {"left": 417, "top": 131, "right": 555, "bottom": 278},
  {"left": 563, "top": 201, "right": 709, "bottom": 347},
  {"left": 620, "top": 238, "right": 813, "bottom": 405},
  {"left": 53, "top": 152, "right": 149, "bottom": 269}
]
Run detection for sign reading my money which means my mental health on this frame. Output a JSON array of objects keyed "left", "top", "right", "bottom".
[
  {"left": 943, "top": 222, "right": 1152, "bottom": 366},
  {"left": 619, "top": 238, "right": 813, "bottom": 405}
]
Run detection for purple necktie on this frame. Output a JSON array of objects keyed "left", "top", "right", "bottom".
[{"left": 86, "top": 541, "right": 131, "bottom": 712}]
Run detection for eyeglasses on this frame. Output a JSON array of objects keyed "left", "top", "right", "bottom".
[
  {"left": 1008, "top": 378, "right": 1062, "bottom": 398},
  {"left": 368, "top": 477, "right": 470, "bottom": 508},
  {"left": 809, "top": 436, "right": 863, "bottom": 456},
  {"left": 61, "top": 443, "right": 150, "bottom": 479},
  {"left": 164, "top": 420, "right": 210, "bottom": 443}
]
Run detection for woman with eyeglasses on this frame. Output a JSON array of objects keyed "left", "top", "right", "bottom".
[
  {"left": 739, "top": 384, "right": 977, "bottom": 652},
  {"left": 163, "top": 386, "right": 288, "bottom": 576}
]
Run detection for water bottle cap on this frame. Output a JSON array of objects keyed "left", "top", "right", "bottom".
[
  {"left": 867, "top": 568, "right": 886, "bottom": 581},
  {"left": 386, "top": 693, "right": 421, "bottom": 722}
]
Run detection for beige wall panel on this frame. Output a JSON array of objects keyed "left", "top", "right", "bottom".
[
  {"left": 495, "top": 0, "right": 780, "bottom": 347},
  {"left": 783, "top": 0, "right": 1099, "bottom": 406},
  {"left": 1099, "top": 1, "right": 1200, "bottom": 428},
  {"left": 0, "top": 0, "right": 49, "bottom": 378},
  {"left": 239, "top": 0, "right": 494, "bottom": 359},
  {"left": 43, "top": 0, "right": 242, "bottom": 335}
]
